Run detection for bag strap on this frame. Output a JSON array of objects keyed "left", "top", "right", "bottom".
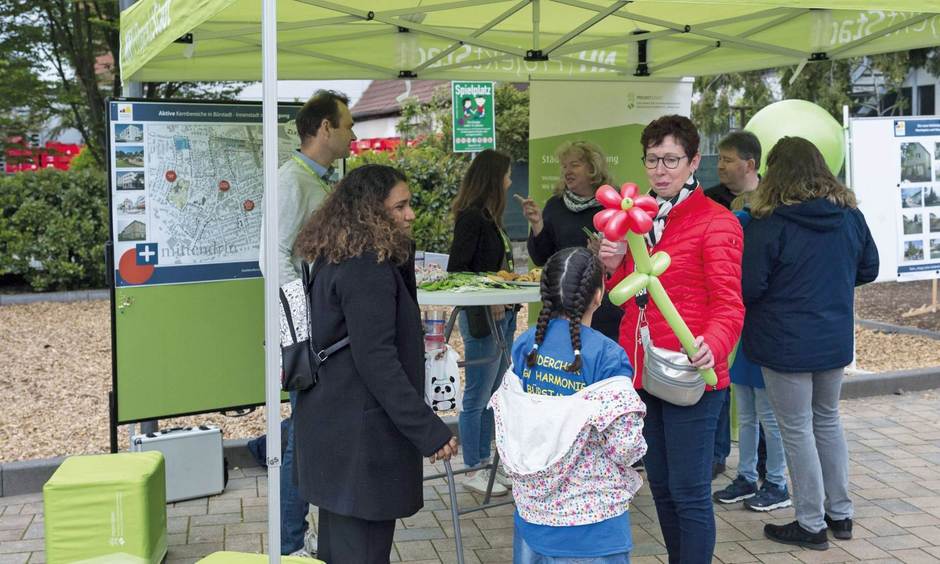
[{"left": 301, "top": 258, "right": 351, "bottom": 367}]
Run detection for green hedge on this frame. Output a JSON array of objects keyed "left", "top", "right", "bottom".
[
  {"left": 349, "top": 145, "right": 469, "bottom": 253},
  {"left": 0, "top": 169, "right": 109, "bottom": 291}
]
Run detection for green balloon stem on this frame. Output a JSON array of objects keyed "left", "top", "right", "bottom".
[
  {"left": 626, "top": 232, "right": 651, "bottom": 273},
  {"left": 609, "top": 272, "right": 649, "bottom": 306},
  {"left": 647, "top": 277, "right": 719, "bottom": 386}
]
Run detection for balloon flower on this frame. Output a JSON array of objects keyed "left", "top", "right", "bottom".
[{"left": 593, "top": 182, "right": 718, "bottom": 386}]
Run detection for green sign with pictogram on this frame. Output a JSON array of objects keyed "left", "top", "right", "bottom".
[{"left": 452, "top": 81, "right": 496, "bottom": 153}]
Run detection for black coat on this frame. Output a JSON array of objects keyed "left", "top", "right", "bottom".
[
  {"left": 293, "top": 252, "right": 452, "bottom": 521},
  {"left": 447, "top": 206, "right": 510, "bottom": 273},
  {"left": 741, "top": 199, "right": 879, "bottom": 373},
  {"left": 526, "top": 195, "right": 623, "bottom": 340}
]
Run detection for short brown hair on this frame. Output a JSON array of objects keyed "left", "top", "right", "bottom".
[
  {"left": 294, "top": 90, "right": 350, "bottom": 145},
  {"left": 641, "top": 114, "right": 700, "bottom": 158},
  {"left": 750, "top": 136, "right": 855, "bottom": 218},
  {"left": 294, "top": 164, "right": 411, "bottom": 265}
]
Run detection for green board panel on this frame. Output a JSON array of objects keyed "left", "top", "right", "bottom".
[{"left": 115, "top": 279, "right": 266, "bottom": 422}]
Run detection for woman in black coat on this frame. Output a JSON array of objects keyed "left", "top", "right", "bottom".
[
  {"left": 517, "top": 140, "right": 623, "bottom": 339},
  {"left": 292, "top": 164, "right": 457, "bottom": 564},
  {"left": 447, "top": 149, "right": 517, "bottom": 495}
]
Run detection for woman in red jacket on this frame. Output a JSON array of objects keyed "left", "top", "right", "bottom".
[{"left": 599, "top": 115, "right": 744, "bottom": 564}]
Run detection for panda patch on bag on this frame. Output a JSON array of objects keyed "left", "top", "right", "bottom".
[{"left": 425, "top": 345, "right": 462, "bottom": 412}]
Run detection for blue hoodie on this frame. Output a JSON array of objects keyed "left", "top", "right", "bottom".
[{"left": 741, "top": 198, "right": 879, "bottom": 373}]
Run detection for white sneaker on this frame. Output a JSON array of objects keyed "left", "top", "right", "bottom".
[
  {"left": 289, "top": 548, "right": 315, "bottom": 558},
  {"left": 303, "top": 529, "right": 318, "bottom": 555},
  {"left": 494, "top": 464, "right": 513, "bottom": 489},
  {"left": 462, "top": 470, "right": 508, "bottom": 496}
]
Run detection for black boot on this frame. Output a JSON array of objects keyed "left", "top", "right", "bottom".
[
  {"left": 825, "top": 515, "right": 853, "bottom": 540},
  {"left": 764, "top": 521, "right": 829, "bottom": 550}
]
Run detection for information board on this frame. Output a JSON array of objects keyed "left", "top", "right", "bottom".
[
  {"left": 850, "top": 116, "right": 940, "bottom": 282},
  {"left": 108, "top": 99, "right": 301, "bottom": 423},
  {"left": 451, "top": 81, "right": 496, "bottom": 153}
]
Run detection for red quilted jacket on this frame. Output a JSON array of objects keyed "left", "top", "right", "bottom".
[{"left": 606, "top": 187, "right": 744, "bottom": 391}]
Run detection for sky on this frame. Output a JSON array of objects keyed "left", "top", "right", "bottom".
[{"left": 237, "top": 80, "right": 371, "bottom": 106}]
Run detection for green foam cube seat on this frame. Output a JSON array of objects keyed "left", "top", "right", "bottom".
[
  {"left": 197, "top": 551, "right": 324, "bottom": 563},
  {"left": 43, "top": 452, "right": 167, "bottom": 564}
]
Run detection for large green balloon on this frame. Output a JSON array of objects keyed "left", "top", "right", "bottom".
[{"left": 744, "top": 100, "right": 845, "bottom": 175}]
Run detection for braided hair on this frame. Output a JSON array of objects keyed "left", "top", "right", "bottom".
[{"left": 525, "top": 247, "right": 604, "bottom": 373}]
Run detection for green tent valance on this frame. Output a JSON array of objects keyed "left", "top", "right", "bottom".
[{"left": 122, "top": 1, "right": 940, "bottom": 83}]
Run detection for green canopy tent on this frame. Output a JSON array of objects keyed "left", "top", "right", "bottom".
[
  {"left": 124, "top": 1, "right": 940, "bottom": 82},
  {"left": 118, "top": 2, "right": 940, "bottom": 561}
]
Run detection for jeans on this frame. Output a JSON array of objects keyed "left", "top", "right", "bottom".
[
  {"left": 714, "top": 390, "right": 731, "bottom": 466},
  {"left": 458, "top": 308, "right": 516, "bottom": 468},
  {"left": 247, "top": 393, "right": 310, "bottom": 554},
  {"left": 734, "top": 384, "right": 787, "bottom": 488},
  {"left": 639, "top": 388, "right": 726, "bottom": 564},
  {"left": 513, "top": 526, "right": 631, "bottom": 564},
  {"left": 762, "top": 367, "right": 852, "bottom": 533}
]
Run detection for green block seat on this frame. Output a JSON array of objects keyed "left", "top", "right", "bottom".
[
  {"left": 197, "top": 551, "right": 325, "bottom": 563},
  {"left": 43, "top": 452, "right": 167, "bottom": 564}
]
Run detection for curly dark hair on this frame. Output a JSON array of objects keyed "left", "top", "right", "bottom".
[
  {"left": 640, "top": 114, "right": 700, "bottom": 158},
  {"left": 526, "top": 247, "right": 604, "bottom": 374},
  {"left": 293, "top": 164, "right": 412, "bottom": 265}
]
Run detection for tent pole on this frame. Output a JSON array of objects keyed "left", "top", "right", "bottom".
[{"left": 261, "top": 0, "right": 282, "bottom": 561}]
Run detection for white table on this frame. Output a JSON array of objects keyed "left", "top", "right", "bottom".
[{"left": 417, "top": 286, "right": 539, "bottom": 564}]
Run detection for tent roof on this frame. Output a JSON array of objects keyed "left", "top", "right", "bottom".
[{"left": 122, "top": 1, "right": 940, "bottom": 82}]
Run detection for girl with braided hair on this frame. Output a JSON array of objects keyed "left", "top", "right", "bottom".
[{"left": 488, "top": 247, "right": 647, "bottom": 563}]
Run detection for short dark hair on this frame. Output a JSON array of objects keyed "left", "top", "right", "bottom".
[
  {"left": 718, "top": 130, "right": 762, "bottom": 166},
  {"left": 640, "top": 114, "right": 700, "bottom": 158},
  {"left": 295, "top": 90, "right": 350, "bottom": 144}
]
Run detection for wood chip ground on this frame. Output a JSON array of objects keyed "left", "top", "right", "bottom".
[{"left": 2, "top": 296, "right": 939, "bottom": 464}]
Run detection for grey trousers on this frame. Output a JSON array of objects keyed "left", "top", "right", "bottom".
[{"left": 761, "top": 367, "right": 853, "bottom": 533}]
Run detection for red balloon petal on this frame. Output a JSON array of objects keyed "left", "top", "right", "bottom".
[
  {"left": 628, "top": 207, "right": 654, "bottom": 234},
  {"left": 593, "top": 208, "right": 619, "bottom": 232},
  {"left": 635, "top": 196, "right": 659, "bottom": 215},
  {"left": 620, "top": 182, "right": 640, "bottom": 200},
  {"left": 604, "top": 212, "right": 630, "bottom": 241},
  {"left": 596, "top": 185, "right": 622, "bottom": 209}
]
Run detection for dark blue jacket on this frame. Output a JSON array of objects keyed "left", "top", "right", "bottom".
[{"left": 741, "top": 199, "right": 879, "bottom": 373}]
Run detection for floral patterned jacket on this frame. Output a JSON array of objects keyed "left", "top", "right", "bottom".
[{"left": 489, "top": 372, "right": 647, "bottom": 526}]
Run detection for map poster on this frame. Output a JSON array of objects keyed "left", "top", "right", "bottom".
[
  {"left": 108, "top": 100, "right": 301, "bottom": 287},
  {"left": 452, "top": 81, "right": 495, "bottom": 153},
  {"left": 895, "top": 119, "right": 940, "bottom": 281}
]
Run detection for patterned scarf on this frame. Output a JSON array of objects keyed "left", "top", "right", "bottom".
[
  {"left": 562, "top": 189, "right": 601, "bottom": 213},
  {"left": 646, "top": 175, "right": 697, "bottom": 247}
]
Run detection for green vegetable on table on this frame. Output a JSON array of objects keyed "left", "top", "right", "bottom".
[{"left": 419, "top": 272, "right": 516, "bottom": 291}]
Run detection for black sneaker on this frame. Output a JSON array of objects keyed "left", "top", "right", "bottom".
[
  {"left": 632, "top": 459, "right": 645, "bottom": 472},
  {"left": 825, "top": 515, "right": 853, "bottom": 540},
  {"left": 744, "top": 482, "right": 792, "bottom": 512},
  {"left": 713, "top": 475, "right": 758, "bottom": 504},
  {"left": 764, "top": 521, "right": 829, "bottom": 550}
]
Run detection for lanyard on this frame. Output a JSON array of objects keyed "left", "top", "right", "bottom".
[
  {"left": 291, "top": 155, "right": 333, "bottom": 193},
  {"left": 499, "top": 228, "right": 514, "bottom": 272}
]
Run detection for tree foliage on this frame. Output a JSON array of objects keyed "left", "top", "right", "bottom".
[
  {"left": 693, "top": 48, "right": 940, "bottom": 144},
  {"left": 0, "top": 168, "right": 109, "bottom": 290},
  {"left": 0, "top": 0, "right": 245, "bottom": 168}
]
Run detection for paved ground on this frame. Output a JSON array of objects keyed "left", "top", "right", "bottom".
[{"left": 3, "top": 389, "right": 940, "bottom": 563}]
